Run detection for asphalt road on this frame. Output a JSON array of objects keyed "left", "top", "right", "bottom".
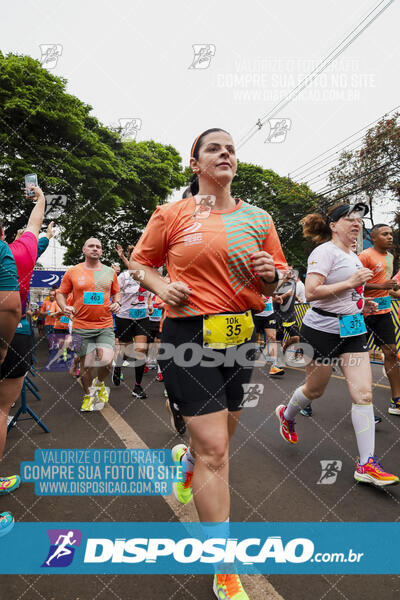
[{"left": 1, "top": 338, "right": 399, "bottom": 600}]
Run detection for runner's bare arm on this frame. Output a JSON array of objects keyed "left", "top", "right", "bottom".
[
  {"left": 56, "top": 292, "right": 75, "bottom": 318},
  {"left": 110, "top": 292, "right": 121, "bottom": 304},
  {"left": 306, "top": 269, "right": 373, "bottom": 301},
  {"left": 365, "top": 279, "right": 399, "bottom": 290},
  {"left": 147, "top": 295, "right": 154, "bottom": 314},
  {"left": 116, "top": 244, "right": 130, "bottom": 269},
  {"left": 110, "top": 291, "right": 121, "bottom": 314},
  {"left": 0, "top": 290, "right": 21, "bottom": 364},
  {"left": 25, "top": 187, "right": 46, "bottom": 238}
]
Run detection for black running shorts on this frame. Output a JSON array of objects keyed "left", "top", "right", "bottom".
[
  {"left": 364, "top": 312, "right": 396, "bottom": 348},
  {"left": 276, "top": 312, "right": 300, "bottom": 341},
  {"left": 0, "top": 333, "right": 32, "bottom": 380},
  {"left": 115, "top": 316, "right": 149, "bottom": 343},
  {"left": 147, "top": 320, "right": 161, "bottom": 342},
  {"left": 158, "top": 316, "right": 256, "bottom": 417},
  {"left": 300, "top": 323, "right": 368, "bottom": 362},
  {"left": 254, "top": 314, "right": 277, "bottom": 333}
]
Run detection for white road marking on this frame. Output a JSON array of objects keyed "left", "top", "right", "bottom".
[{"left": 101, "top": 404, "right": 285, "bottom": 600}]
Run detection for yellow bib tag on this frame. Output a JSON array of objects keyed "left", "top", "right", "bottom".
[{"left": 203, "top": 312, "right": 254, "bottom": 349}]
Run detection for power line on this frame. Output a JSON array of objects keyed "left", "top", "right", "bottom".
[
  {"left": 318, "top": 166, "right": 397, "bottom": 202},
  {"left": 315, "top": 160, "right": 392, "bottom": 197},
  {"left": 289, "top": 104, "right": 400, "bottom": 178},
  {"left": 236, "top": 0, "right": 394, "bottom": 150},
  {"left": 289, "top": 105, "right": 400, "bottom": 179},
  {"left": 301, "top": 121, "right": 400, "bottom": 190},
  {"left": 296, "top": 140, "right": 365, "bottom": 185}
]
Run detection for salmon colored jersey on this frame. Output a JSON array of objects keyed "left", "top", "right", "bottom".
[
  {"left": 41, "top": 299, "right": 58, "bottom": 326},
  {"left": 58, "top": 263, "right": 119, "bottom": 329},
  {"left": 358, "top": 247, "right": 393, "bottom": 314},
  {"left": 131, "top": 197, "right": 287, "bottom": 318}
]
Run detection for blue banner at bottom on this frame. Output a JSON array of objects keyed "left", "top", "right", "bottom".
[{"left": 0, "top": 522, "right": 397, "bottom": 574}]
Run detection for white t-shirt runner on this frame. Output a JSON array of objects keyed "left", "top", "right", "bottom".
[
  {"left": 302, "top": 241, "right": 365, "bottom": 334},
  {"left": 117, "top": 271, "right": 150, "bottom": 320}
]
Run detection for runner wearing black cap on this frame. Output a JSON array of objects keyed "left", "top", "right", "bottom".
[{"left": 275, "top": 203, "right": 399, "bottom": 487}]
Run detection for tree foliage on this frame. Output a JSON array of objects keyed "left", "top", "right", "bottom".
[
  {"left": 0, "top": 52, "right": 185, "bottom": 263},
  {"left": 327, "top": 113, "right": 400, "bottom": 225}
]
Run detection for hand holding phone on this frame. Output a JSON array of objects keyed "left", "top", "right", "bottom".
[{"left": 25, "top": 174, "right": 38, "bottom": 197}]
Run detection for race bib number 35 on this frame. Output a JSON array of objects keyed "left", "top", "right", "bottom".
[
  {"left": 203, "top": 312, "right": 254, "bottom": 349},
  {"left": 339, "top": 313, "right": 367, "bottom": 338},
  {"left": 83, "top": 292, "right": 104, "bottom": 305}
]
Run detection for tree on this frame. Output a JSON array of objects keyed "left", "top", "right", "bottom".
[
  {"left": 326, "top": 113, "right": 400, "bottom": 226},
  {"left": 0, "top": 52, "right": 185, "bottom": 263}
]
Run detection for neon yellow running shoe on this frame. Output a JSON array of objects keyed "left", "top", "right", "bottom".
[
  {"left": 0, "top": 475, "right": 20, "bottom": 495},
  {"left": 172, "top": 444, "right": 193, "bottom": 505},
  {"left": 92, "top": 377, "right": 109, "bottom": 404},
  {"left": 213, "top": 574, "right": 249, "bottom": 599},
  {"left": 80, "top": 394, "right": 104, "bottom": 412}
]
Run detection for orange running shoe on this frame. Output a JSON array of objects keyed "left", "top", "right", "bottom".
[
  {"left": 213, "top": 574, "right": 249, "bottom": 599},
  {"left": 269, "top": 365, "right": 285, "bottom": 378},
  {"left": 354, "top": 456, "right": 399, "bottom": 487}
]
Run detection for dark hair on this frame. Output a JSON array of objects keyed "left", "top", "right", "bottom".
[
  {"left": 182, "top": 188, "right": 192, "bottom": 199},
  {"left": 371, "top": 223, "right": 390, "bottom": 235},
  {"left": 301, "top": 204, "right": 348, "bottom": 244},
  {"left": 189, "top": 128, "right": 230, "bottom": 196}
]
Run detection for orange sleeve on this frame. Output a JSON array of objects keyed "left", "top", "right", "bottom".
[
  {"left": 358, "top": 251, "right": 369, "bottom": 269},
  {"left": 394, "top": 270, "right": 400, "bottom": 285},
  {"left": 59, "top": 269, "right": 73, "bottom": 295},
  {"left": 111, "top": 272, "right": 120, "bottom": 296},
  {"left": 263, "top": 218, "right": 288, "bottom": 271},
  {"left": 131, "top": 207, "right": 168, "bottom": 268}
]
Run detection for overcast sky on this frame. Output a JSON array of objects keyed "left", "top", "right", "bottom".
[{"left": 3, "top": 0, "right": 400, "bottom": 267}]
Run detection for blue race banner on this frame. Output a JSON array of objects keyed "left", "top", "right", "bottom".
[
  {"left": 30, "top": 270, "right": 67, "bottom": 288},
  {"left": 0, "top": 522, "right": 398, "bottom": 574}
]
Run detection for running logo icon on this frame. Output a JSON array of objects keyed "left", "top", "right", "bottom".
[
  {"left": 42, "top": 529, "right": 82, "bottom": 567},
  {"left": 188, "top": 44, "right": 216, "bottom": 69},
  {"left": 265, "top": 119, "right": 291, "bottom": 143},
  {"left": 240, "top": 383, "right": 264, "bottom": 408},
  {"left": 118, "top": 118, "right": 142, "bottom": 140},
  {"left": 45, "top": 194, "right": 67, "bottom": 219},
  {"left": 317, "top": 460, "right": 342, "bottom": 484},
  {"left": 39, "top": 44, "right": 63, "bottom": 69}
]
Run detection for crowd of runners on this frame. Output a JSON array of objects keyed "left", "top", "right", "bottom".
[{"left": 1, "top": 128, "right": 400, "bottom": 599}]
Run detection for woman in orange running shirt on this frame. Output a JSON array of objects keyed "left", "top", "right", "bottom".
[{"left": 130, "top": 129, "right": 287, "bottom": 599}]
